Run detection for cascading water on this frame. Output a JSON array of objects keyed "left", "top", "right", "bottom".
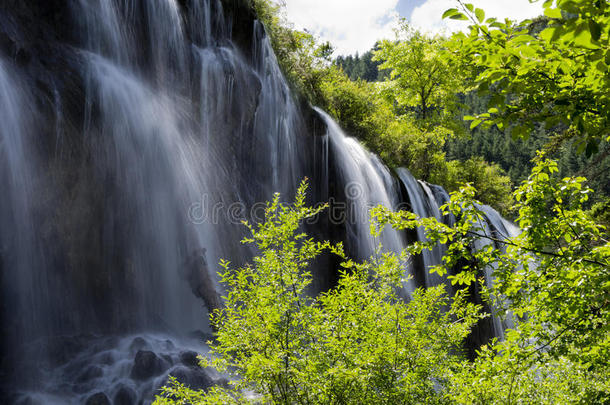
[
  {"left": 316, "top": 109, "right": 414, "bottom": 295},
  {"left": 0, "top": 57, "right": 47, "bottom": 346},
  {"left": 474, "top": 204, "right": 521, "bottom": 337},
  {"left": 317, "top": 109, "right": 405, "bottom": 256},
  {"left": 0, "top": 0, "right": 517, "bottom": 403},
  {"left": 396, "top": 168, "right": 448, "bottom": 288}
]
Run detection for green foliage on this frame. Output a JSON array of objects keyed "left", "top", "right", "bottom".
[
  {"left": 445, "top": 0, "right": 610, "bottom": 155},
  {"left": 334, "top": 46, "right": 389, "bottom": 82},
  {"left": 590, "top": 197, "right": 610, "bottom": 231},
  {"left": 155, "top": 181, "right": 482, "bottom": 404},
  {"left": 374, "top": 157, "right": 610, "bottom": 403},
  {"left": 249, "top": 1, "right": 514, "bottom": 213},
  {"left": 374, "top": 21, "right": 464, "bottom": 125},
  {"left": 440, "top": 157, "right": 514, "bottom": 217},
  {"left": 250, "top": 0, "right": 332, "bottom": 103},
  {"left": 156, "top": 162, "right": 609, "bottom": 404}
]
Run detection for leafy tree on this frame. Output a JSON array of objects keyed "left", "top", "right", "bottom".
[
  {"left": 373, "top": 156, "right": 610, "bottom": 404},
  {"left": 440, "top": 157, "right": 514, "bottom": 216},
  {"left": 251, "top": 0, "right": 333, "bottom": 104},
  {"left": 444, "top": 0, "right": 610, "bottom": 155},
  {"left": 374, "top": 21, "right": 463, "bottom": 125},
  {"left": 155, "top": 181, "right": 482, "bottom": 404}
]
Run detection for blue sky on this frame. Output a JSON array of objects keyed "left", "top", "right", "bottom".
[
  {"left": 396, "top": 0, "right": 427, "bottom": 19},
  {"left": 281, "top": 0, "right": 544, "bottom": 56}
]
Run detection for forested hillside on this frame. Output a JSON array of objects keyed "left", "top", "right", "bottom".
[{"left": 335, "top": 27, "right": 610, "bottom": 221}]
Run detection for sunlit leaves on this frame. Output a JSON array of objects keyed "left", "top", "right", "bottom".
[
  {"left": 156, "top": 181, "right": 482, "bottom": 404},
  {"left": 444, "top": 0, "right": 610, "bottom": 154},
  {"left": 375, "top": 157, "right": 610, "bottom": 402}
]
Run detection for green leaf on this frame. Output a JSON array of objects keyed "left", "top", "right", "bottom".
[
  {"left": 540, "top": 26, "right": 565, "bottom": 42},
  {"left": 450, "top": 13, "right": 469, "bottom": 21},
  {"left": 543, "top": 7, "right": 563, "bottom": 19},
  {"left": 595, "top": 60, "right": 608, "bottom": 73},
  {"left": 573, "top": 26, "right": 597, "bottom": 49},
  {"left": 589, "top": 20, "right": 602, "bottom": 41},
  {"left": 511, "top": 125, "right": 528, "bottom": 139},
  {"left": 442, "top": 8, "right": 459, "bottom": 19},
  {"left": 475, "top": 8, "right": 485, "bottom": 23},
  {"left": 464, "top": 3, "right": 474, "bottom": 12}
]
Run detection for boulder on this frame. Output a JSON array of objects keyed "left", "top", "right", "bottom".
[
  {"left": 165, "top": 365, "right": 213, "bottom": 391},
  {"left": 130, "top": 350, "right": 169, "bottom": 380},
  {"left": 128, "top": 337, "right": 149, "bottom": 354},
  {"left": 85, "top": 392, "right": 110, "bottom": 405},
  {"left": 178, "top": 350, "right": 200, "bottom": 368},
  {"left": 113, "top": 384, "right": 137, "bottom": 405}
]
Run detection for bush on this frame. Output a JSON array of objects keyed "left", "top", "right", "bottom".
[{"left": 155, "top": 181, "right": 481, "bottom": 404}]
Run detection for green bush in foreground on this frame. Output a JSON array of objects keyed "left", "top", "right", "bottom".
[
  {"left": 155, "top": 180, "right": 481, "bottom": 404},
  {"left": 373, "top": 156, "right": 610, "bottom": 404},
  {"left": 156, "top": 158, "right": 609, "bottom": 404}
]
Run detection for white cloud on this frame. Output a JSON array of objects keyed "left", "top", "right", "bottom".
[
  {"left": 280, "top": 0, "right": 400, "bottom": 55},
  {"left": 410, "top": 0, "right": 544, "bottom": 35},
  {"left": 277, "top": 0, "right": 544, "bottom": 56}
]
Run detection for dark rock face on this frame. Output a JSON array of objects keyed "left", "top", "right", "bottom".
[
  {"left": 113, "top": 384, "right": 137, "bottom": 405},
  {"left": 166, "top": 365, "right": 214, "bottom": 391},
  {"left": 85, "top": 392, "right": 111, "bottom": 405},
  {"left": 131, "top": 350, "right": 170, "bottom": 380},
  {"left": 179, "top": 350, "right": 200, "bottom": 368}
]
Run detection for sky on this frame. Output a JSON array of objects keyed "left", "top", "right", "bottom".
[{"left": 280, "top": 0, "right": 545, "bottom": 55}]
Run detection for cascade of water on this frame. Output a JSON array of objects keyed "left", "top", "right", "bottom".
[
  {"left": 82, "top": 52, "right": 209, "bottom": 332},
  {"left": 314, "top": 109, "right": 413, "bottom": 293},
  {"left": 396, "top": 168, "right": 446, "bottom": 287},
  {"left": 74, "top": 0, "right": 130, "bottom": 64},
  {"left": 0, "top": 58, "right": 61, "bottom": 347},
  {"left": 429, "top": 184, "right": 456, "bottom": 227},
  {"left": 249, "top": 22, "right": 305, "bottom": 200},
  {"left": 469, "top": 204, "right": 521, "bottom": 339}
]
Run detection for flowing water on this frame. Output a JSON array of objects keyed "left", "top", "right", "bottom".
[{"left": 0, "top": 1, "right": 517, "bottom": 403}]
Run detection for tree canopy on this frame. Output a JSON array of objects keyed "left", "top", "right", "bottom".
[{"left": 445, "top": 0, "right": 610, "bottom": 155}]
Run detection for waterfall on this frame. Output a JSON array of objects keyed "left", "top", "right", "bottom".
[
  {"left": 396, "top": 168, "right": 448, "bottom": 288},
  {"left": 0, "top": 0, "right": 516, "bottom": 402},
  {"left": 316, "top": 108, "right": 414, "bottom": 294},
  {"left": 0, "top": 57, "right": 46, "bottom": 341},
  {"left": 474, "top": 204, "right": 521, "bottom": 337}
]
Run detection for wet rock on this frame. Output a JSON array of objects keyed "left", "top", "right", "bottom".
[
  {"left": 130, "top": 350, "right": 169, "bottom": 380},
  {"left": 188, "top": 330, "right": 215, "bottom": 343},
  {"left": 179, "top": 350, "right": 200, "bottom": 368},
  {"left": 113, "top": 384, "right": 137, "bottom": 405},
  {"left": 166, "top": 365, "right": 213, "bottom": 391},
  {"left": 128, "top": 337, "right": 149, "bottom": 353},
  {"left": 76, "top": 365, "right": 103, "bottom": 383},
  {"left": 85, "top": 392, "right": 110, "bottom": 405},
  {"left": 161, "top": 354, "right": 174, "bottom": 366}
]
